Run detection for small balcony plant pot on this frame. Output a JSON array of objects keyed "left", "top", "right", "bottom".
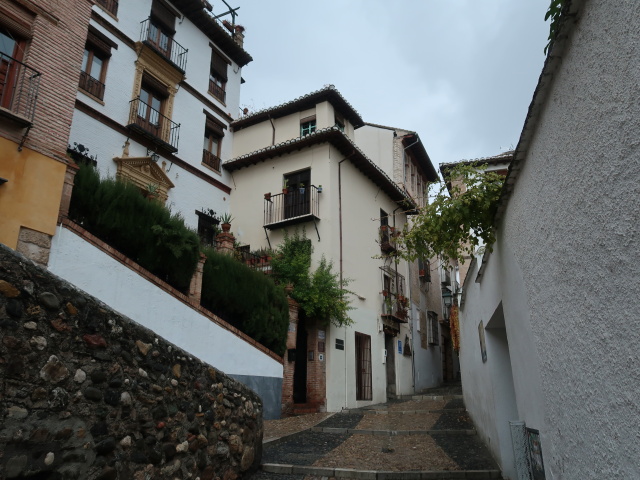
[
  {"left": 381, "top": 290, "right": 389, "bottom": 297},
  {"left": 317, "top": 185, "right": 323, "bottom": 193},
  {"left": 282, "top": 188, "right": 288, "bottom": 194},
  {"left": 221, "top": 223, "right": 231, "bottom": 233},
  {"left": 264, "top": 192, "right": 271, "bottom": 201}
]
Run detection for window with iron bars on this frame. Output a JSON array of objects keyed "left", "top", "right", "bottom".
[{"left": 427, "top": 311, "right": 439, "bottom": 345}]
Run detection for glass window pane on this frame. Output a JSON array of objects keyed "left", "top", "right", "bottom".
[
  {"left": 90, "top": 56, "right": 103, "bottom": 79},
  {"left": 82, "top": 49, "right": 90, "bottom": 72},
  {"left": 0, "top": 31, "right": 16, "bottom": 57}
]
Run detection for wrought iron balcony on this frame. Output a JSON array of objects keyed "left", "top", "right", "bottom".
[
  {"left": 140, "top": 18, "right": 188, "bottom": 73},
  {"left": 0, "top": 52, "right": 41, "bottom": 126},
  {"left": 95, "top": 0, "right": 118, "bottom": 16},
  {"left": 208, "top": 79, "right": 226, "bottom": 103},
  {"left": 264, "top": 185, "right": 320, "bottom": 229},
  {"left": 380, "top": 268, "right": 408, "bottom": 323},
  {"left": 379, "top": 225, "right": 398, "bottom": 253},
  {"left": 78, "top": 71, "right": 105, "bottom": 101},
  {"left": 127, "top": 97, "right": 180, "bottom": 153},
  {"left": 202, "top": 149, "right": 221, "bottom": 172}
]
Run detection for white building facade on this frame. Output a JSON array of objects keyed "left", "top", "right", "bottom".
[
  {"left": 68, "top": 0, "right": 251, "bottom": 233},
  {"left": 226, "top": 86, "right": 418, "bottom": 411},
  {"left": 457, "top": 1, "right": 640, "bottom": 478}
]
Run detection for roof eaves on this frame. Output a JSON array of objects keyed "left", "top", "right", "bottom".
[
  {"left": 401, "top": 134, "right": 439, "bottom": 182},
  {"left": 223, "top": 127, "right": 414, "bottom": 206},
  {"left": 231, "top": 85, "right": 364, "bottom": 131},
  {"left": 477, "top": 0, "right": 584, "bottom": 281}
]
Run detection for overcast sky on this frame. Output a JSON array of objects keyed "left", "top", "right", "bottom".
[{"left": 231, "top": 0, "right": 551, "bottom": 168}]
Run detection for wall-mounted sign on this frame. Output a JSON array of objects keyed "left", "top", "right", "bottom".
[
  {"left": 397, "top": 340, "right": 402, "bottom": 354},
  {"left": 335, "top": 339, "right": 344, "bottom": 350},
  {"left": 318, "top": 330, "right": 326, "bottom": 340},
  {"left": 318, "top": 353, "right": 324, "bottom": 362}
]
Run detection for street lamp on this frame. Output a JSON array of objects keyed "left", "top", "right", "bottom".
[{"left": 442, "top": 290, "right": 453, "bottom": 308}]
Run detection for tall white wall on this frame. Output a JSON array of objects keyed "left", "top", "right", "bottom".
[{"left": 459, "top": 1, "right": 640, "bottom": 478}]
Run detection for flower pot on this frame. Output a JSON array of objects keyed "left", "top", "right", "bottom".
[
  {"left": 317, "top": 185, "right": 323, "bottom": 193},
  {"left": 221, "top": 222, "right": 231, "bottom": 233},
  {"left": 264, "top": 192, "right": 271, "bottom": 201},
  {"left": 282, "top": 188, "right": 288, "bottom": 194}
]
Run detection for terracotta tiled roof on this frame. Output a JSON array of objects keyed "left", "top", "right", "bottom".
[
  {"left": 223, "top": 126, "right": 414, "bottom": 206},
  {"left": 231, "top": 85, "right": 365, "bottom": 131}
]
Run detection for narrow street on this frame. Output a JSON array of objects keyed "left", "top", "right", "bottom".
[{"left": 249, "top": 385, "right": 501, "bottom": 480}]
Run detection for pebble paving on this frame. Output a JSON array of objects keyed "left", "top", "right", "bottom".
[{"left": 249, "top": 386, "right": 501, "bottom": 479}]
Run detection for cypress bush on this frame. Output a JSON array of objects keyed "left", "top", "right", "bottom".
[
  {"left": 200, "top": 246, "right": 289, "bottom": 356},
  {"left": 69, "top": 164, "right": 200, "bottom": 292}
]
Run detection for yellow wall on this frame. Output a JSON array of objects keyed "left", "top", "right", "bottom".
[{"left": 0, "top": 136, "right": 67, "bottom": 248}]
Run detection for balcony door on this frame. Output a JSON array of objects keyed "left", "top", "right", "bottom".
[
  {"left": 0, "top": 28, "right": 23, "bottom": 110},
  {"left": 284, "top": 169, "right": 311, "bottom": 219},
  {"left": 138, "top": 85, "right": 164, "bottom": 138}
]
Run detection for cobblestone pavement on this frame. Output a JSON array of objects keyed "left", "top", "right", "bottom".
[{"left": 246, "top": 385, "right": 502, "bottom": 479}]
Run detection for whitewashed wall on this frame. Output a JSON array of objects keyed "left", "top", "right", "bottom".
[
  {"left": 48, "top": 226, "right": 284, "bottom": 417},
  {"left": 228, "top": 138, "right": 411, "bottom": 411},
  {"left": 459, "top": 1, "right": 640, "bottom": 478}
]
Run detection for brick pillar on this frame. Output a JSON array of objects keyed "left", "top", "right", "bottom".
[
  {"left": 306, "top": 320, "right": 327, "bottom": 412},
  {"left": 58, "top": 161, "right": 79, "bottom": 223},
  {"left": 281, "top": 298, "right": 298, "bottom": 416},
  {"left": 215, "top": 232, "right": 235, "bottom": 256},
  {"left": 188, "top": 252, "right": 207, "bottom": 304}
]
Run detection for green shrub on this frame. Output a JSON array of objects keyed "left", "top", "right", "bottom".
[
  {"left": 200, "top": 247, "right": 289, "bottom": 355},
  {"left": 270, "top": 230, "right": 353, "bottom": 327},
  {"left": 69, "top": 164, "right": 200, "bottom": 292}
]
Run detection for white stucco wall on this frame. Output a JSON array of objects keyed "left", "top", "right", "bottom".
[
  {"left": 74, "top": 0, "right": 241, "bottom": 230},
  {"left": 227, "top": 140, "right": 412, "bottom": 411},
  {"left": 48, "top": 226, "right": 282, "bottom": 380},
  {"left": 354, "top": 125, "right": 395, "bottom": 173},
  {"left": 459, "top": 1, "right": 640, "bottom": 478}
]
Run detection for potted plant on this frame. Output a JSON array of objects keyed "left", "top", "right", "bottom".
[
  {"left": 264, "top": 192, "right": 271, "bottom": 201},
  {"left": 146, "top": 183, "right": 159, "bottom": 201},
  {"left": 317, "top": 185, "right": 323, "bottom": 193},
  {"left": 282, "top": 179, "right": 289, "bottom": 194},
  {"left": 299, "top": 183, "right": 305, "bottom": 195},
  {"left": 220, "top": 212, "right": 233, "bottom": 232}
]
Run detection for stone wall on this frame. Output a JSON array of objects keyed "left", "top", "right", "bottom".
[{"left": 0, "top": 244, "right": 263, "bottom": 480}]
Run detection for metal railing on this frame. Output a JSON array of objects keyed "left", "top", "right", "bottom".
[
  {"left": 379, "top": 225, "right": 398, "bottom": 253},
  {"left": 127, "top": 97, "right": 180, "bottom": 151},
  {"left": 78, "top": 71, "right": 105, "bottom": 100},
  {"left": 140, "top": 18, "right": 188, "bottom": 72},
  {"left": 208, "top": 79, "right": 226, "bottom": 103},
  {"left": 264, "top": 185, "right": 320, "bottom": 227},
  {"left": 95, "top": 0, "right": 118, "bottom": 16},
  {"left": 0, "top": 52, "right": 41, "bottom": 124},
  {"left": 202, "top": 149, "right": 221, "bottom": 171}
]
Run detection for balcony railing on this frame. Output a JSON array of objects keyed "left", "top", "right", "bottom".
[
  {"left": 140, "top": 18, "right": 188, "bottom": 72},
  {"left": 95, "top": 0, "right": 118, "bottom": 16},
  {"left": 264, "top": 185, "right": 320, "bottom": 229},
  {"left": 208, "top": 80, "right": 226, "bottom": 103},
  {"left": 0, "top": 52, "right": 41, "bottom": 126},
  {"left": 380, "top": 268, "right": 408, "bottom": 322},
  {"left": 127, "top": 97, "right": 180, "bottom": 153},
  {"left": 202, "top": 149, "right": 221, "bottom": 172},
  {"left": 78, "top": 71, "right": 105, "bottom": 101},
  {"left": 379, "top": 225, "right": 398, "bottom": 253}
]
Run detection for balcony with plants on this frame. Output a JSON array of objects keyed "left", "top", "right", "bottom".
[
  {"left": 380, "top": 268, "right": 408, "bottom": 326},
  {"left": 0, "top": 51, "right": 41, "bottom": 127},
  {"left": 379, "top": 225, "right": 399, "bottom": 254},
  {"left": 263, "top": 183, "right": 321, "bottom": 229}
]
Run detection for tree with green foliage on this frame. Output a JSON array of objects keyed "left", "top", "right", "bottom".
[
  {"left": 270, "top": 230, "right": 354, "bottom": 327},
  {"left": 398, "top": 162, "right": 505, "bottom": 265},
  {"left": 545, "top": 0, "right": 567, "bottom": 54}
]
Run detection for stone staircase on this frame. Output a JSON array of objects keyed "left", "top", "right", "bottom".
[{"left": 250, "top": 388, "right": 503, "bottom": 479}]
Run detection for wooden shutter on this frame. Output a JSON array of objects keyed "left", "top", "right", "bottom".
[
  {"left": 205, "top": 114, "right": 225, "bottom": 137},
  {"left": 210, "top": 49, "right": 228, "bottom": 82},
  {"left": 151, "top": 0, "right": 176, "bottom": 32}
]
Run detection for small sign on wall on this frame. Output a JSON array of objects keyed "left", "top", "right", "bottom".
[
  {"left": 318, "top": 330, "right": 326, "bottom": 340},
  {"left": 318, "top": 353, "right": 324, "bottom": 362},
  {"left": 397, "top": 340, "right": 402, "bottom": 354}
]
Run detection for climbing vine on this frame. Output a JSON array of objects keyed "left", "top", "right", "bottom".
[
  {"left": 544, "top": 0, "right": 567, "bottom": 54},
  {"left": 398, "top": 162, "right": 505, "bottom": 264}
]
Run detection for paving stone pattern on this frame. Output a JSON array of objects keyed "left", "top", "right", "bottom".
[{"left": 253, "top": 389, "right": 501, "bottom": 480}]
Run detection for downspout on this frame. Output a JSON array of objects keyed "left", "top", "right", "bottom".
[
  {"left": 268, "top": 115, "right": 275, "bottom": 145},
  {"left": 339, "top": 151, "right": 355, "bottom": 409}
]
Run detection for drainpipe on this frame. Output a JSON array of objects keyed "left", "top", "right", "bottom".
[
  {"left": 338, "top": 151, "right": 355, "bottom": 409},
  {"left": 268, "top": 115, "right": 275, "bottom": 145}
]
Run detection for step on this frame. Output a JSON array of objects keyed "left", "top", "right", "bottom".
[
  {"left": 310, "top": 427, "right": 476, "bottom": 436},
  {"left": 261, "top": 463, "right": 502, "bottom": 479}
]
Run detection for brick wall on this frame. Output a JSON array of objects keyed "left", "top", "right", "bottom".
[{"left": 0, "top": 0, "right": 92, "bottom": 160}]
